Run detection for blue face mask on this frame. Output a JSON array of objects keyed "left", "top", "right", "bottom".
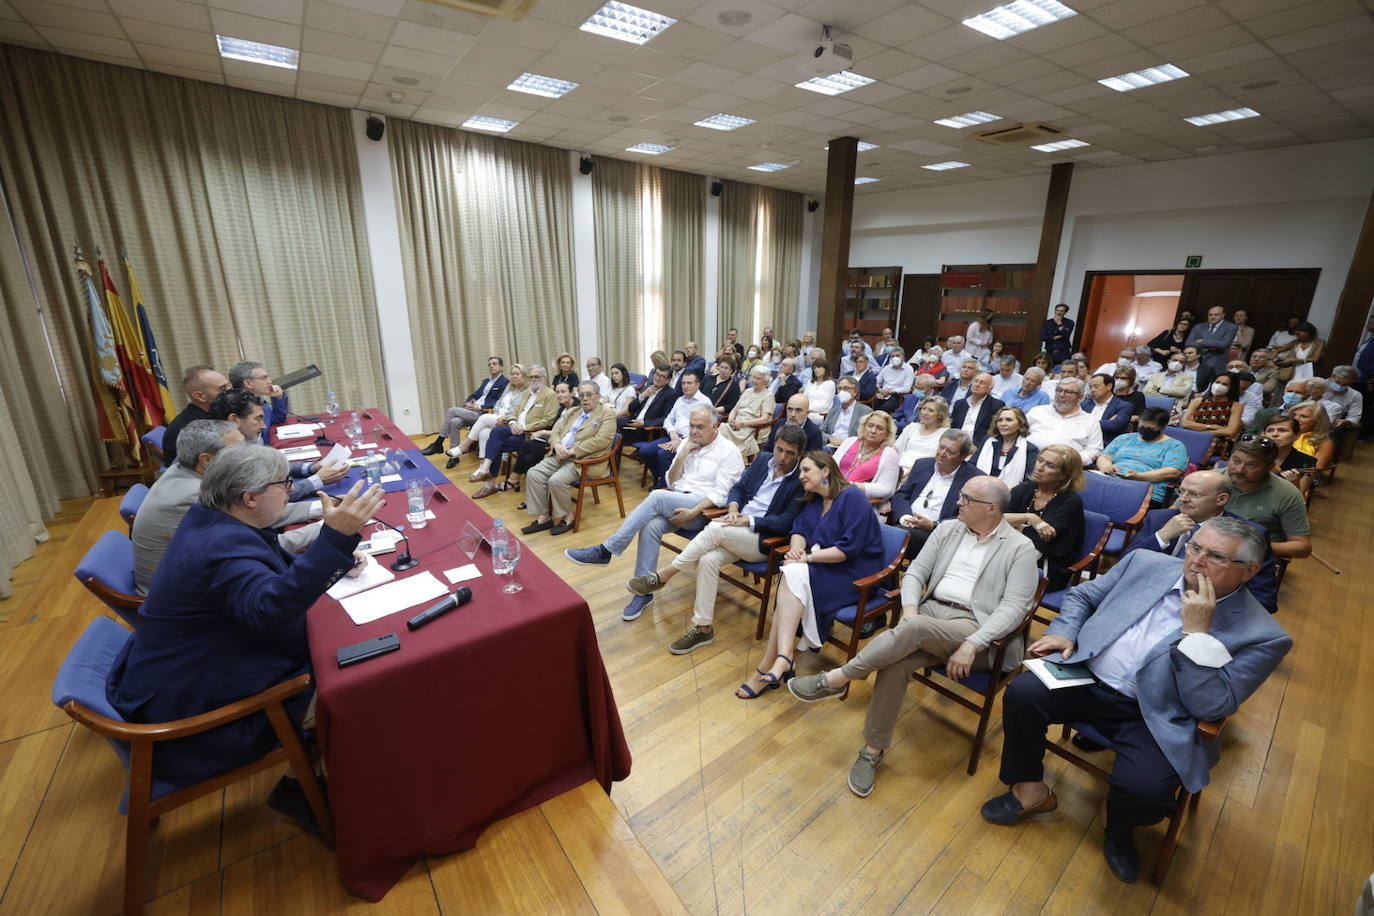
[
  {"left": 1282, "top": 392, "right": 1302, "bottom": 407},
  {"left": 1330, "top": 383, "right": 1347, "bottom": 394}
]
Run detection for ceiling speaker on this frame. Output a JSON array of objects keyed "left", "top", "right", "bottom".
[
  {"left": 807, "top": 199, "right": 819, "bottom": 212},
  {"left": 710, "top": 180, "right": 723, "bottom": 197},
  {"left": 579, "top": 155, "right": 594, "bottom": 175},
  {"left": 365, "top": 115, "right": 384, "bottom": 142}
]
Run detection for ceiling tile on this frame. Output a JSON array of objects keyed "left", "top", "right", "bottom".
[
  {"left": 378, "top": 43, "right": 457, "bottom": 76},
  {"left": 396, "top": 0, "right": 487, "bottom": 35},
  {"left": 209, "top": 0, "right": 304, "bottom": 27},
  {"left": 1006, "top": 15, "right": 1111, "bottom": 54},
  {"left": 35, "top": 26, "right": 136, "bottom": 58},
  {"left": 299, "top": 50, "right": 374, "bottom": 80},
  {"left": 683, "top": 0, "right": 789, "bottom": 37},
  {"left": 1041, "top": 33, "right": 1141, "bottom": 69},
  {"left": 886, "top": 61, "right": 961, "bottom": 92},
  {"left": 108, "top": 0, "right": 210, "bottom": 30},
  {"left": 304, "top": 0, "right": 395, "bottom": 40},
  {"left": 1088, "top": 0, "right": 1207, "bottom": 31},
  {"left": 9, "top": 0, "right": 118, "bottom": 31},
  {"left": 134, "top": 44, "right": 222, "bottom": 71},
  {"left": 121, "top": 20, "right": 218, "bottom": 55},
  {"left": 146, "top": 62, "right": 224, "bottom": 83},
  {"left": 210, "top": 9, "right": 301, "bottom": 47},
  {"left": 476, "top": 17, "right": 573, "bottom": 52},
  {"left": 222, "top": 56, "right": 297, "bottom": 84},
  {"left": 741, "top": 12, "right": 825, "bottom": 53},
  {"left": 674, "top": 60, "right": 745, "bottom": 89},
  {"left": 301, "top": 27, "right": 382, "bottom": 61},
  {"left": 0, "top": 19, "right": 42, "bottom": 42},
  {"left": 296, "top": 86, "right": 360, "bottom": 107},
  {"left": 1177, "top": 40, "right": 1274, "bottom": 74},
  {"left": 701, "top": 37, "right": 791, "bottom": 71},
  {"left": 1268, "top": 16, "right": 1374, "bottom": 54},
  {"left": 1244, "top": 0, "right": 1364, "bottom": 39},
  {"left": 901, "top": 25, "right": 991, "bottom": 62},
  {"left": 369, "top": 62, "right": 442, "bottom": 90},
  {"left": 646, "top": 19, "right": 737, "bottom": 57},
  {"left": 848, "top": 3, "right": 953, "bottom": 45}
]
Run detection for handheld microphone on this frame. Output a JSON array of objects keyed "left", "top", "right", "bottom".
[
  {"left": 373, "top": 518, "right": 418, "bottom": 571},
  {"left": 406, "top": 587, "right": 472, "bottom": 630}
]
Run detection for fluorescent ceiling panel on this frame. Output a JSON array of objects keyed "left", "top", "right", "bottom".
[{"left": 579, "top": 1, "right": 677, "bottom": 45}]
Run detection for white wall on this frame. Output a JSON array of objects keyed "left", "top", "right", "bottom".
[{"left": 849, "top": 138, "right": 1374, "bottom": 336}]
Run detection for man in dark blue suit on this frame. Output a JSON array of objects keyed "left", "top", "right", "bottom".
[
  {"left": 764, "top": 392, "right": 823, "bottom": 452},
  {"left": 683, "top": 341, "right": 707, "bottom": 380},
  {"left": 1185, "top": 306, "right": 1238, "bottom": 389},
  {"left": 626, "top": 427, "right": 807, "bottom": 654},
  {"left": 425, "top": 356, "right": 509, "bottom": 454},
  {"left": 940, "top": 357, "right": 979, "bottom": 405},
  {"left": 619, "top": 365, "right": 679, "bottom": 446},
  {"left": 890, "top": 428, "right": 984, "bottom": 558},
  {"left": 771, "top": 357, "right": 803, "bottom": 404},
  {"left": 852, "top": 354, "right": 878, "bottom": 402},
  {"left": 1082, "top": 373, "right": 1134, "bottom": 443},
  {"left": 109, "top": 443, "right": 384, "bottom": 830},
  {"left": 1124, "top": 469, "right": 1278, "bottom": 612},
  {"left": 950, "top": 372, "right": 1004, "bottom": 446}
]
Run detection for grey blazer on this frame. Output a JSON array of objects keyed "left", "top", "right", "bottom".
[
  {"left": 822, "top": 401, "right": 872, "bottom": 439},
  {"left": 900, "top": 518, "right": 1041, "bottom": 668},
  {"left": 1051, "top": 549, "right": 1291, "bottom": 791}
]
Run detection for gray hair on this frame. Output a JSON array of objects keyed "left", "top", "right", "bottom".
[
  {"left": 176, "top": 419, "right": 240, "bottom": 471},
  {"left": 527, "top": 364, "right": 547, "bottom": 378},
  {"left": 577, "top": 381, "right": 600, "bottom": 397},
  {"left": 181, "top": 364, "right": 217, "bottom": 394},
  {"left": 688, "top": 404, "right": 716, "bottom": 424},
  {"left": 1023, "top": 367, "right": 1046, "bottom": 382},
  {"left": 1057, "top": 377, "right": 1085, "bottom": 396},
  {"left": 1331, "top": 364, "right": 1356, "bottom": 379},
  {"left": 1134, "top": 346, "right": 1152, "bottom": 356},
  {"left": 199, "top": 442, "right": 287, "bottom": 512},
  {"left": 939, "top": 428, "right": 974, "bottom": 457},
  {"left": 228, "top": 360, "right": 264, "bottom": 389},
  {"left": 966, "top": 474, "right": 1011, "bottom": 511},
  {"left": 749, "top": 364, "right": 772, "bottom": 380},
  {"left": 999, "top": 355, "right": 1018, "bottom": 368},
  {"left": 1198, "top": 516, "right": 1265, "bottom": 566}
]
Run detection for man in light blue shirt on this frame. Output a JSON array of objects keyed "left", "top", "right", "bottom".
[{"left": 1003, "top": 367, "right": 1051, "bottom": 412}]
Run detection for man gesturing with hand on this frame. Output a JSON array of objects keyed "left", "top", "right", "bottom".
[{"left": 980, "top": 516, "right": 1291, "bottom": 884}]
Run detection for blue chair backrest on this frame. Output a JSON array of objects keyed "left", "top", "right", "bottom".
[
  {"left": 1080, "top": 471, "right": 1149, "bottom": 526},
  {"left": 1144, "top": 395, "right": 1175, "bottom": 412},
  {"left": 1077, "top": 510, "right": 1112, "bottom": 565},
  {"left": 1168, "top": 427, "right": 1215, "bottom": 467},
  {"left": 141, "top": 426, "right": 166, "bottom": 450},
  {"left": 52, "top": 617, "right": 134, "bottom": 770},
  {"left": 119, "top": 484, "right": 149, "bottom": 525},
  {"left": 74, "top": 530, "right": 139, "bottom": 603},
  {"left": 874, "top": 352, "right": 889, "bottom": 367},
  {"left": 878, "top": 524, "right": 909, "bottom": 571},
  {"left": 628, "top": 372, "right": 646, "bottom": 388}
]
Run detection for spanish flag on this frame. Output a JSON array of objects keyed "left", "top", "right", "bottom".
[
  {"left": 78, "top": 254, "right": 136, "bottom": 454},
  {"left": 123, "top": 254, "right": 177, "bottom": 423},
  {"left": 98, "top": 257, "right": 165, "bottom": 429}
]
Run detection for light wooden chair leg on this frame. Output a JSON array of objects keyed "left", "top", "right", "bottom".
[
  {"left": 966, "top": 690, "right": 995, "bottom": 776},
  {"left": 613, "top": 478, "right": 625, "bottom": 518}
]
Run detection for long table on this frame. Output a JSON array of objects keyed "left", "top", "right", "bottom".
[{"left": 274, "top": 410, "right": 632, "bottom": 900}]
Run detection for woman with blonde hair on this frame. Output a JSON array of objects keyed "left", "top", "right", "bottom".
[
  {"left": 551, "top": 353, "right": 579, "bottom": 390},
  {"left": 1289, "top": 400, "right": 1335, "bottom": 477},
  {"left": 1002, "top": 444, "right": 1086, "bottom": 590},
  {"left": 893, "top": 395, "right": 951, "bottom": 472},
  {"left": 448, "top": 364, "right": 528, "bottom": 472},
  {"left": 833, "top": 410, "right": 901, "bottom": 500}
]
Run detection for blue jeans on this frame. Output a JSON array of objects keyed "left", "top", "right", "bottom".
[{"left": 602, "top": 489, "right": 705, "bottom": 576}]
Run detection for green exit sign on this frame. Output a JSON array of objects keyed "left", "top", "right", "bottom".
[{"left": 1185, "top": 255, "right": 1203, "bottom": 268}]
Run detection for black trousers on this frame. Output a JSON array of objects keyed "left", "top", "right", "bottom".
[
  {"left": 511, "top": 439, "right": 551, "bottom": 476},
  {"left": 999, "top": 671, "right": 1181, "bottom": 830},
  {"left": 874, "top": 394, "right": 902, "bottom": 415}
]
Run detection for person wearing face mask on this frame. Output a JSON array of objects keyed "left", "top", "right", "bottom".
[
  {"left": 1182, "top": 371, "right": 1244, "bottom": 442},
  {"left": 823, "top": 378, "right": 872, "bottom": 446},
  {"left": 1244, "top": 377, "right": 1308, "bottom": 434},
  {"left": 1093, "top": 347, "right": 1138, "bottom": 379},
  {"left": 741, "top": 346, "right": 764, "bottom": 377},
  {"left": 915, "top": 346, "right": 949, "bottom": 387},
  {"left": 1095, "top": 407, "right": 1189, "bottom": 508},
  {"left": 1082, "top": 374, "right": 1135, "bottom": 444},
  {"left": 873, "top": 347, "right": 914, "bottom": 413},
  {"left": 1318, "top": 365, "right": 1362, "bottom": 429},
  {"left": 1110, "top": 365, "right": 1146, "bottom": 420}
]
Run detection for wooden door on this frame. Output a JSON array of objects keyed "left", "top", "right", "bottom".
[
  {"left": 898, "top": 274, "right": 941, "bottom": 350},
  {"left": 1177, "top": 269, "right": 1319, "bottom": 355}
]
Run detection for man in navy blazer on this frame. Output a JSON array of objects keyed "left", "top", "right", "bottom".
[
  {"left": 1082, "top": 373, "right": 1135, "bottom": 442},
  {"left": 683, "top": 341, "right": 707, "bottom": 380},
  {"left": 109, "top": 443, "right": 385, "bottom": 829},
  {"left": 852, "top": 354, "right": 878, "bottom": 401},
  {"left": 425, "top": 356, "right": 509, "bottom": 454},
  {"left": 950, "top": 373, "right": 1003, "bottom": 446},
  {"left": 619, "top": 365, "right": 679, "bottom": 446},
  {"left": 981, "top": 518, "right": 1291, "bottom": 882},
  {"left": 890, "top": 428, "right": 984, "bottom": 558},
  {"left": 765, "top": 393, "right": 823, "bottom": 452},
  {"left": 1124, "top": 470, "right": 1278, "bottom": 612},
  {"left": 624, "top": 427, "right": 808, "bottom": 655}
]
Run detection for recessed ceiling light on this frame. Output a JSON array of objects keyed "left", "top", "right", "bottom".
[
  {"left": 963, "top": 0, "right": 1077, "bottom": 40},
  {"left": 854, "top": 176, "right": 880, "bottom": 184},
  {"left": 695, "top": 113, "right": 755, "bottom": 130},
  {"left": 392, "top": 75, "right": 419, "bottom": 86},
  {"left": 748, "top": 162, "right": 791, "bottom": 171},
  {"left": 626, "top": 142, "right": 674, "bottom": 154},
  {"left": 462, "top": 115, "right": 519, "bottom": 133},
  {"left": 823, "top": 141, "right": 879, "bottom": 151},
  {"left": 1030, "top": 138, "right": 1089, "bottom": 151},
  {"left": 1098, "top": 64, "right": 1189, "bottom": 92},
  {"left": 508, "top": 72, "right": 579, "bottom": 98},
  {"left": 216, "top": 35, "right": 298, "bottom": 69},
  {"left": 921, "top": 161, "right": 970, "bottom": 171},
  {"left": 934, "top": 110, "right": 1001, "bottom": 128},
  {"left": 795, "top": 71, "right": 876, "bottom": 96},
  {"left": 579, "top": 1, "right": 677, "bottom": 45},
  {"left": 944, "top": 86, "right": 974, "bottom": 96},
  {"left": 1184, "top": 107, "right": 1260, "bottom": 126},
  {"left": 607, "top": 114, "right": 631, "bottom": 123}
]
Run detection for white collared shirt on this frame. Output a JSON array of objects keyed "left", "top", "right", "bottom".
[
  {"left": 741, "top": 454, "right": 797, "bottom": 525},
  {"left": 667, "top": 434, "right": 745, "bottom": 506},
  {"left": 877, "top": 362, "right": 914, "bottom": 393},
  {"left": 1026, "top": 404, "right": 1104, "bottom": 463},
  {"left": 961, "top": 395, "right": 986, "bottom": 434},
  {"left": 932, "top": 528, "right": 994, "bottom": 607},
  {"left": 991, "top": 372, "right": 1022, "bottom": 399},
  {"left": 588, "top": 372, "right": 612, "bottom": 397},
  {"left": 665, "top": 391, "right": 712, "bottom": 437},
  {"left": 914, "top": 466, "right": 958, "bottom": 522},
  {"left": 832, "top": 400, "right": 856, "bottom": 434}
]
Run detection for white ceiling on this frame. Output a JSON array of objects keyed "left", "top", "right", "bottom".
[{"left": 2, "top": 0, "right": 1373, "bottom": 194}]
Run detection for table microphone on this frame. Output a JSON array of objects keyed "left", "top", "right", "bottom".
[
  {"left": 407, "top": 587, "right": 472, "bottom": 630},
  {"left": 373, "top": 519, "right": 418, "bottom": 571}
]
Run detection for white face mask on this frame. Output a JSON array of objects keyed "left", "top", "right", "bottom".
[
  {"left": 1118, "top": 357, "right": 1132, "bottom": 366},
  {"left": 1210, "top": 382, "right": 1229, "bottom": 397},
  {"left": 891, "top": 359, "right": 903, "bottom": 368},
  {"left": 837, "top": 390, "right": 854, "bottom": 405},
  {"left": 1168, "top": 360, "right": 1183, "bottom": 372},
  {"left": 1113, "top": 379, "right": 1129, "bottom": 392},
  {"left": 747, "top": 350, "right": 759, "bottom": 358}
]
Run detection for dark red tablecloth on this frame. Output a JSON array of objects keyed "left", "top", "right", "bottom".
[{"left": 280, "top": 411, "right": 631, "bottom": 901}]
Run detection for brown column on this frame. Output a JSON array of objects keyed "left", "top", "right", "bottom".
[
  {"left": 815, "top": 136, "right": 858, "bottom": 359},
  {"left": 1025, "top": 161, "right": 1075, "bottom": 331},
  {"left": 1324, "top": 184, "right": 1374, "bottom": 368}
]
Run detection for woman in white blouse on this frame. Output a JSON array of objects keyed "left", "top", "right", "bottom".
[
  {"left": 607, "top": 363, "right": 636, "bottom": 417},
  {"left": 833, "top": 410, "right": 901, "bottom": 501},
  {"left": 893, "top": 395, "right": 951, "bottom": 473},
  {"left": 805, "top": 357, "right": 836, "bottom": 425},
  {"left": 973, "top": 406, "right": 1038, "bottom": 484}
]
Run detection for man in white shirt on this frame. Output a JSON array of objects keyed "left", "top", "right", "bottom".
[
  {"left": 942, "top": 335, "right": 973, "bottom": 369},
  {"left": 567, "top": 405, "right": 745, "bottom": 622},
  {"left": 1026, "top": 377, "right": 1103, "bottom": 463},
  {"left": 874, "top": 347, "right": 914, "bottom": 413},
  {"left": 990, "top": 356, "right": 1022, "bottom": 400},
  {"left": 787, "top": 475, "right": 1040, "bottom": 797},
  {"left": 645, "top": 370, "right": 711, "bottom": 485},
  {"left": 585, "top": 356, "right": 612, "bottom": 398},
  {"left": 839, "top": 339, "right": 866, "bottom": 377},
  {"left": 1319, "top": 365, "right": 1362, "bottom": 428},
  {"left": 1094, "top": 347, "right": 1138, "bottom": 378}
]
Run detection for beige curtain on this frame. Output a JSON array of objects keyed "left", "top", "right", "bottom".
[
  {"left": 389, "top": 120, "right": 577, "bottom": 431},
  {"left": 717, "top": 181, "right": 803, "bottom": 344},
  {"left": 593, "top": 157, "right": 704, "bottom": 373},
  {"left": 0, "top": 45, "right": 384, "bottom": 495},
  {"left": 0, "top": 372, "right": 49, "bottom": 600}
]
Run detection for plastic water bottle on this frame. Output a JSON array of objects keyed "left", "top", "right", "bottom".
[
  {"left": 348, "top": 411, "right": 362, "bottom": 442},
  {"left": 366, "top": 450, "right": 382, "bottom": 487},
  {"left": 325, "top": 391, "right": 340, "bottom": 419},
  {"left": 406, "top": 479, "right": 427, "bottom": 530},
  {"left": 489, "top": 518, "right": 510, "bottom": 571}
]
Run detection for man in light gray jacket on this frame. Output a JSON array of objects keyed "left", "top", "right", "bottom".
[{"left": 788, "top": 475, "right": 1041, "bottom": 797}]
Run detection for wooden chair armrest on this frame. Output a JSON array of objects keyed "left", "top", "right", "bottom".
[
  {"left": 574, "top": 448, "right": 615, "bottom": 467},
  {"left": 702, "top": 508, "right": 727, "bottom": 519},
  {"left": 852, "top": 565, "right": 897, "bottom": 591},
  {"left": 62, "top": 674, "right": 314, "bottom": 743},
  {"left": 1197, "top": 718, "right": 1225, "bottom": 739},
  {"left": 760, "top": 536, "right": 787, "bottom": 548}
]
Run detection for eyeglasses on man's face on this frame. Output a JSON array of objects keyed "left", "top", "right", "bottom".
[
  {"left": 1183, "top": 541, "right": 1248, "bottom": 566},
  {"left": 957, "top": 494, "right": 993, "bottom": 506}
]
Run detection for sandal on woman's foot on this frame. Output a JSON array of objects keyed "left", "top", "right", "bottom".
[
  {"left": 498, "top": 480, "right": 521, "bottom": 493},
  {"left": 775, "top": 653, "right": 796, "bottom": 682},
  {"left": 736, "top": 670, "right": 780, "bottom": 699}
]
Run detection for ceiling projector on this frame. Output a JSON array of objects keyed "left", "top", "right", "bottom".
[{"left": 802, "top": 38, "right": 854, "bottom": 76}]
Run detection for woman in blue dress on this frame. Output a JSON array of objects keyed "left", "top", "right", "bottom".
[{"left": 736, "top": 451, "right": 886, "bottom": 698}]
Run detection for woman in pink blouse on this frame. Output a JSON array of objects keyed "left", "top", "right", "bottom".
[{"left": 832, "top": 410, "right": 901, "bottom": 501}]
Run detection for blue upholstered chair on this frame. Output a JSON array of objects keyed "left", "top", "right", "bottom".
[
  {"left": 1080, "top": 471, "right": 1151, "bottom": 557},
  {"left": 1144, "top": 395, "right": 1176, "bottom": 412},
  {"left": 140, "top": 426, "right": 166, "bottom": 462},
  {"left": 52, "top": 616, "right": 331, "bottom": 916},
  {"left": 1034, "top": 510, "right": 1112, "bottom": 625},
  {"left": 1167, "top": 425, "right": 1216, "bottom": 469},
  {"left": 73, "top": 530, "right": 143, "bottom": 626},
  {"left": 824, "top": 524, "right": 912, "bottom": 687},
  {"left": 119, "top": 484, "right": 149, "bottom": 532}
]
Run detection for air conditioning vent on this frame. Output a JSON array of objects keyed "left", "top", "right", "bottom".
[
  {"left": 419, "top": 0, "right": 537, "bottom": 21},
  {"left": 971, "top": 122, "right": 1067, "bottom": 145}
]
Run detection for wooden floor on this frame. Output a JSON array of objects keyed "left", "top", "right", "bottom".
[{"left": 2, "top": 438, "right": 1369, "bottom": 914}]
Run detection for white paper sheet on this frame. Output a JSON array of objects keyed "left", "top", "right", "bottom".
[
  {"left": 443, "top": 564, "right": 481, "bottom": 585},
  {"left": 380, "top": 474, "right": 403, "bottom": 483},
  {"left": 326, "top": 554, "right": 395, "bottom": 600},
  {"left": 322, "top": 442, "right": 351, "bottom": 468},
  {"left": 275, "top": 423, "right": 322, "bottom": 440},
  {"left": 1023, "top": 657, "right": 1095, "bottom": 690},
  {"left": 283, "top": 446, "right": 322, "bottom": 461},
  {"left": 339, "top": 571, "right": 447, "bottom": 625}
]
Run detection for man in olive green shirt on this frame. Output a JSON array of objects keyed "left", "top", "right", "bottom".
[{"left": 1222, "top": 437, "right": 1311, "bottom": 560}]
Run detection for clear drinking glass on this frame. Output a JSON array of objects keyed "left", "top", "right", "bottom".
[{"left": 494, "top": 537, "right": 522, "bottom": 593}]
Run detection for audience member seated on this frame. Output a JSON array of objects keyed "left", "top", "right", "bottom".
[
  {"left": 162, "top": 364, "right": 230, "bottom": 467},
  {"left": 1124, "top": 470, "right": 1278, "bottom": 613},
  {"left": 891, "top": 429, "right": 983, "bottom": 559},
  {"left": 705, "top": 354, "right": 742, "bottom": 416},
  {"left": 1002, "top": 444, "right": 1086, "bottom": 591},
  {"left": 504, "top": 382, "right": 575, "bottom": 494},
  {"left": 990, "top": 356, "right": 1023, "bottom": 400},
  {"left": 1143, "top": 354, "right": 1195, "bottom": 406},
  {"left": 823, "top": 377, "right": 872, "bottom": 447},
  {"left": 741, "top": 343, "right": 764, "bottom": 377},
  {"left": 626, "top": 427, "right": 807, "bottom": 655},
  {"left": 769, "top": 357, "right": 802, "bottom": 404},
  {"left": 607, "top": 363, "right": 636, "bottom": 416},
  {"left": 1290, "top": 400, "right": 1336, "bottom": 479},
  {"left": 566, "top": 405, "right": 744, "bottom": 621},
  {"left": 581, "top": 357, "right": 611, "bottom": 398},
  {"left": 229, "top": 360, "right": 289, "bottom": 435},
  {"left": 1319, "top": 365, "right": 1362, "bottom": 432},
  {"left": 1130, "top": 346, "right": 1161, "bottom": 381},
  {"left": 1261, "top": 415, "right": 1317, "bottom": 499},
  {"left": 763, "top": 393, "right": 822, "bottom": 454},
  {"left": 723, "top": 327, "right": 744, "bottom": 361},
  {"left": 521, "top": 383, "right": 617, "bottom": 537},
  {"left": 1181, "top": 371, "right": 1244, "bottom": 444},
  {"left": 211, "top": 390, "right": 346, "bottom": 500},
  {"left": 1093, "top": 347, "right": 1139, "bottom": 379},
  {"left": 682, "top": 341, "right": 706, "bottom": 379},
  {"left": 982, "top": 518, "right": 1291, "bottom": 882},
  {"left": 943, "top": 335, "right": 974, "bottom": 370},
  {"left": 894, "top": 374, "right": 936, "bottom": 426},
  {"left": 1027, "top": 378, "right": 1103, "bottom": 465},
  {"left": 1177, "top": 345, "right": 1206, "bottom": 393},
  {"left": 805, "top": 359, "right": 836, "bottom": 425},
  {"left": 551, "top": 352, "right": 579, "bottom": 390},
  {"left": 852, "top": 355, "right": 878, "bottom": 402},
  {"left": 1244, "top": 377, "right": 1309, "bottom": 434},
  {"left": 833, "top": 411, "right": 901, "bottom": 502},
  {"left": 915, "top": 346, "right": 948, "bottom": 387},
  {"left": 786, "top": 476, "right": 1040, "bottom": 796},
  {"left": 424, "top": 356, "right": 508, "bottom": 456},
  {"left": 941, "top": 359, "right": 979, "bottom": 405},
  {"left": 643, "top": 370, "right": 711, "bottom": 485},
  {"left": 471, "top": 366, "right": 558, "bottom": 497},
  {"left": 1221, "top": 437, "right": 1311, "bottom": 559},
  {"left": 873, "top": 347, "right": 914, "bottom": 414},
  {"left": 1003, "top": 367, "right": 1051, "bottom": 413},
  {"left": 1095, "top": 407, "right": 1189, "bottom": 508},
  {"left": 720, "top": 365, "right": 776, "bottom": 458},
  {"left": 620, "top": 366, "right": 678, "bottom": 446},
  {"left": 974, "top": 406, "right": 1037, "bottom": 485},
  {"left": 110, "top": 444, "right": 384, "bottom": 819},
  {"left": 951, "top": 372, "right": 1004, "bottom": 447},
  {"left": 980, "top": 341, "right": 1017, "bottom": 376},
  {"left": 1248, "top": 348, "right": 1281, "bottom": 406},
  {"left": 1111, "top": 365, "right": 1146, "bottom": 418},
  {"left": 1231, "top": 368, "right": 1264, "bottom": 425},
  {"left": 1083, "top": 373, "right": 1134, "bottom": 443},
  {"left": 735, "top": 452, "right": 886, "bottom": 699},
  {"left": 894, "top": 395, "right": 951, "bottom": 473},
  {"left": 447, "top": 364, "right": 529, "bottom": 469}
]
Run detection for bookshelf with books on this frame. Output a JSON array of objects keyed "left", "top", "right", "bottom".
[
  {"left": 939, "top": 263, "right": 1036, "bottom": 357},
  {"left": 845, "top": 266, "right": 902, "bottom": 344}
]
